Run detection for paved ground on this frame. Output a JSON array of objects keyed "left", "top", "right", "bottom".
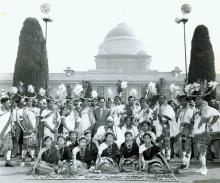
[{"left": 1, "top": 158, "right": 220, "bottom": 183}]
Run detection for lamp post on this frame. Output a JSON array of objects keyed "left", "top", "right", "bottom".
[
  {"left": 175, "top": 4, "right": 192, "bottom": 83},
  {"left": 40, "top": 3, "right": 53, "bottom": 45}
]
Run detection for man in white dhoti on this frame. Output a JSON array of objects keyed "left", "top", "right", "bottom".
[
  {"left": 158, "top": 95, "right": 177, "bottom": 162},
  {"left": 136, "top": 98, "right": 153, "bottom": 124},
  {"left": 93, "top": 116, "right": 124, "bottom": 148},
  {"left": 0, "top": 97, "right": 14, "bottom": 167},
  {"left": 41, "top": 97, "right": 60, "bottom": 141},
  {"left": 61, "top": 97, "right": 81, "bottom": 137},
  {"left": 111, "top": 96, "right": 125, "bottom": 127},
  {"left": 78, "top": 98, "right": 95, "bottom": 135}
]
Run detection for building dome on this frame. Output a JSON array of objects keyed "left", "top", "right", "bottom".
[
  {"left": 98, "top": 23, "right": 147, "bottom": 55},
  {"left": 105, "top": 23, "right": 136, "bottom": 39}
]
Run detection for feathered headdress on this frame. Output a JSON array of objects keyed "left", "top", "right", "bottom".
[
  {"left": 73, "top": 83, "right": 84, "bottom": 97},
  {"left": 184, "top": 81, "right": 218, "bottom": 98},
  {"left": 91, "top": 90, "right": 98, "bottom": 98},
  {"left": 129, "top": 88, "right": 137, "bottom": 97},
  {"left": 145, "top": 82, "right": 157, "bottom": 99}
]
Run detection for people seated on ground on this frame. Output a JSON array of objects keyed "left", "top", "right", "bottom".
[
  {"left": 70, "top": 136, "right": 94, "bottom": 174},
  {"left": 96, "top": 131, "right": 120, "bottom": 173},
  {"left": 136, "top": 120, "right": 156, "bottom": 145},
  {"left": 84, "top": 130, "right": 98, "bottom": 165},
  {"left": 30, "top": 136, "right": 60, "bottom": 175},
  {"left": 66, "top": 131, "right": 78, "bottom": 155},
  {"left": 93, "top": 116, "right": 124, "bottom": 148},
  {"left": 57, "top": 135, "right": 72, "bottom": 162},
  {"left": 56, "top": 135, "right": 72, "bottom": 174},
  {"left": 139, "top": 132, "right": 172, "bottom": 174},
  {"left": 119, "top": 131, "right": 139, "bottom": 172},
  {"left": 121, "top": 116, "right": 139, "bottom": 139}
]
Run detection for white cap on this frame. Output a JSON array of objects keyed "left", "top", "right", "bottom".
[{"left": 107, "top": 116, "right": 114, "bottom": 122}]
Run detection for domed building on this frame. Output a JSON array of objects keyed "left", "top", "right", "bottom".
[
  {"left": 95, "top": 23, "right": 151, "bottom": 71},
  {"left": 0, "top": 23, "right": 193, "bottom": 100}
]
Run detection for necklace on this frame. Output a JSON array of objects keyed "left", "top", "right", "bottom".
[
  {"left": 79, "top": 147, "right": 85, "bottom": 160},
  {"left": 45, "top": 147, "right": 51, "bottom": 158},
  {"left": 107, "top": 144, "right": 112, "bottom": 155},
  {"left": 59, "top": 147, "right": 65, "bottom": 158},
  {"left": 126, "top": 142, "right": 132, "bottom": 153}
]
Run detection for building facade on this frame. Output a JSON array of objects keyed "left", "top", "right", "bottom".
[{"left": 0, "top": 23, "right": 219, "bottom": 99}]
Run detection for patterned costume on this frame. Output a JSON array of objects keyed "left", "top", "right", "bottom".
[
  {"left": 33, "top": 145, "right": 61, "bottom": 175},
  {"left": 177, "top": 106, "right": 193, "bottom": 167},
  {"left": 97, "top": 142, "right": 120, "bottom": 173},
  {"left": 120, "top": 141, "right": 139, "bottom": 171},
  {"left": 139, "top": 144, "right": 170, "bottom": 174}
]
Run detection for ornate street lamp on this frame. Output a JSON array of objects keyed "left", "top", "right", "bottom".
[
  {"left": 40, "top": 3, "right": 53, "bottom": 45},
  {"left": 175, "top": 4, "right": 192, "bottom": 83}
]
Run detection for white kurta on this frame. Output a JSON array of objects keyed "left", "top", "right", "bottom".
[
  {"left": 159, "top": 103, "right": 177, "bottom": 137},
  {"left": 63, "top": 110, "right": 81, "bottom": 135},
  {"left": 136, "top": 108, "right": 153, "bottom": 123},
  {"left": 177, "top": 107, "right": 194, "bottom": 133},
  {"left": 111, "top": 104, "right": 125, "bottom": 127},
  {"left": 23, "top": 107, "right": 37, "bottom": 129},
  {"left": 41, "top": 109, "right": 60, "bottom": 140},
  {"left": 78, "top": 107, "right": 94, "bottom": 133},
  {"left": 93, "top": 125, "right": 124, "bottom": 148},
  {"left": 193, "top": 105, "right": 219, "bottom": 135}
]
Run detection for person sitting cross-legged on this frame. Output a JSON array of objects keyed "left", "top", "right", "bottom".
[
  {"left": 119, "top": 131, "right": 139, "bottom": 172},
  {"left": 93, "top": 116, "right": 124, "bottom": 149},
  {"left": 139, "top": 132, "right": 172, "bottom": 174}
]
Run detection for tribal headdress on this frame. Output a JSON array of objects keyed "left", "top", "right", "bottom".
[{"left": 184, "top": 81, "right": 218, "bottom": 99}]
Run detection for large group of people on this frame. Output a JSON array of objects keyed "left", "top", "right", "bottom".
[{"left": 0, "top": 91, "right": 220, "bottom": 176}]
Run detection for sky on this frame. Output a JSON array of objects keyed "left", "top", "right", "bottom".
[{"left": 0, "top": 0, "right": 220, "bottom": 74}]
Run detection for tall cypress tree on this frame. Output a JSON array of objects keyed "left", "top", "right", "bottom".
[
  {"left": 188, "top": 25, "right": 215, "bottom": 84},
  {"left": 13, "top": 17, "right": 48, "bottom": 93}
]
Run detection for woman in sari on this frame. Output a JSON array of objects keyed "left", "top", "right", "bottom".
[
  {"left": 119, "top": 131, "right": 139, "bottom": 172},
  {"left": 139, "top": 132, "right": 172, "bottom": 174},
  {"left": 69, "top": 136, "right": 95, "bottom": 174},
  {"left": 30, "top": 136, "right": 60, "bottom": 175},
  {"left": 56, "top": 135, "right": 72, "bottom": 174},
  {"left": 66, "top": 131, "right": 78, "bottom": 156},
  {"left": 96, "top": 131, "right": 120, "bottom": 173}
]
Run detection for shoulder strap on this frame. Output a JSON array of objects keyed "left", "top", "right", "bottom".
[{"left": 0, "top": 112, "right": 12, "bottom": 140}]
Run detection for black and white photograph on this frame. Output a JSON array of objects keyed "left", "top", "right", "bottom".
[{"left": 0, "top": 0, "right": 220, "bottom": 182}]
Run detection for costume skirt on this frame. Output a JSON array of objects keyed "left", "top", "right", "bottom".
[
  {"left": 98, "top": 157, "right": 120, "bottom": 174},
  {"left": 34, "top": 161, "right": 56, "bottom": 175},
  {"left": 120, "top": 158, "right": 138, "bottom": 172},
  {"left": 69, "top": 160, "right": 88, "bottom": 175},
  {"left": 23, "top": 132, "right": 38, "bottom": 149},
  {"left": 194, "top": 133, "right": 211, "bottom": 154},
  {"left": 0, "top": 132, "right": 13, "bottom": 153}
]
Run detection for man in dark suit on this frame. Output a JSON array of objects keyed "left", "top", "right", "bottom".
[{"left": 92, "top": 97, "right": 110, "bottom": 136}]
